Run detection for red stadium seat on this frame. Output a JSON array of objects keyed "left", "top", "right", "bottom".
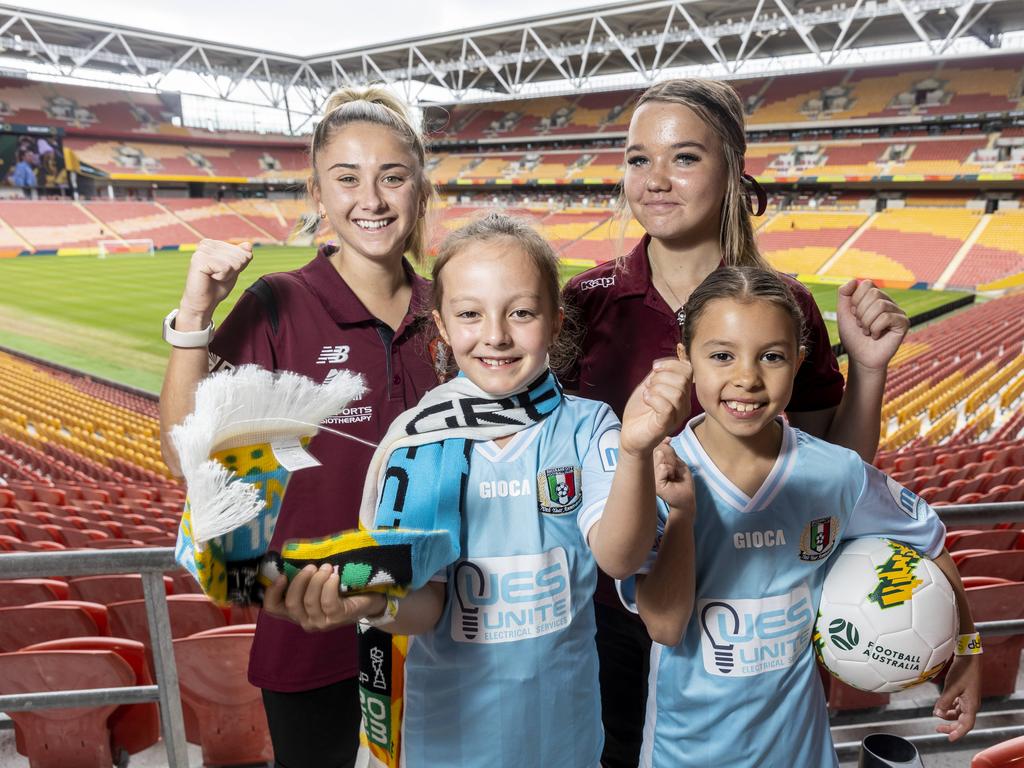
[
  {"left": 960, "top": 576, "right": 1015, "bottom": 588},
  {"left": 0, "top": 488, "right": 15, "bottom": 507},
  {"left": 972, "top": 735, "right": 1024, "bottom": 767},
  {"left": 951, "top": 548, "right": 995, "bottom": 567},
  {"left": 957, "top": 551, "right": 1024, "bottom": 581},
  {"left": 945, "top": 530, "right": 982, "bottom": 548},
  {"left": 0, "top": 578, "right": 69, "bottom": 607},
  {"left": 964, "top": 581, "right": 1024, "bottom": 697},
  {"left": 0, "top": 601, "right": 108, "bottom": 652},
  {"left": 107, "top": 594, "right": 226, "bottom": 669},
  {"left": 173, "top": 633, "right": 273, "bottom": 766},
  {"left": 22, "top": 637, "right": 161, "bottom": 759},
  {"left": 0, "top": 649, "right": 135, "bottom": 768},
  {"left": 68, "top": 574, "right": 173, "bottom": 605},
  {"left": 189, "top": 623, "right": 257, "bottom": 638},
  {"left": 949, "top": 530, "right": 1021, "bottom": 552}
]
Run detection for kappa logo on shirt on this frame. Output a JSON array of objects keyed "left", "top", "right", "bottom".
[
  {"left": 316, "top": 345, "right": 350, "bottom": 364},
  {"left": 579, "top": 276, "right": 615, "bottom": 291}
]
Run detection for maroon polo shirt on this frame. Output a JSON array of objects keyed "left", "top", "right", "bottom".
[
  {"left": 562, "top": 235, "right": 844, "bottom": 609},
  {"left": 210, "top": 245, "right": 438, "bottom": 692}
]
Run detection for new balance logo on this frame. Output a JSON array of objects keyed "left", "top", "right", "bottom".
[{"left": 317, "top": 345, "right": 350, "bottom": 364}]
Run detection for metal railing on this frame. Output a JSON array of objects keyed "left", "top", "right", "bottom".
[
  {"left": 0, "top": 500, "right": 1022, "bottom": 765},
  {"left": 0, "top": 547, "right": 188, "bottom": 768}
]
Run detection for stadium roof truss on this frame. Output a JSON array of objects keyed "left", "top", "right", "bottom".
[{"left": 0, "top": 0, "right": 1021, "bottom": 130}]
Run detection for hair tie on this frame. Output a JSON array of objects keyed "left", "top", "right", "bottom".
[{"left": 741, "top": 172, "right": 767, "bottom": 217}]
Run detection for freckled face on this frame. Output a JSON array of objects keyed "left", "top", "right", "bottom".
[{"left": 624, "top": 101, "right": 728, "bottom": 247}]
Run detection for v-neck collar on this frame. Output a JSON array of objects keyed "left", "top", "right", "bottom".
[
  {"left": 678, "top": 414, "right": 797, "bottom": 514},
  {"left": 473, "top": 422, "right": 542, "bottom": 463}
]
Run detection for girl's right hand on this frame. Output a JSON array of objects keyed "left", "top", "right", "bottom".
[
  {"left": 178, "top": 239, "right": 253, "bottom": 326},
  {"left": 262, "top": 564, "right": 387, "bottom": 633},
  {"left": 620, "top": 343, "right": 692, "bottom": 457},
  {"left": 654, "top": 438, "right": 695, "bottom": 520}
]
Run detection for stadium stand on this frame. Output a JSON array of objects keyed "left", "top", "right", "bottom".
[
  {"left": 0, "top": 200, "right": 106, "bottom": 250},
  {"left": 158, "top": 199, "right": 273, "bottom": 242},
  {"left": 825, "top": 208, "right": 983, "bottom": 285},
  {"left": 758, "top": 211, "right": 869, "bottom": 274},
  {"left": 949, "top": 210, "right": 1024, "bottom": 288},
  {"left": 82, "top": 200, "right": 199, "bottom": 247}
]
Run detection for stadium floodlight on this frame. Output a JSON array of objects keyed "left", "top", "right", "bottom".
[{"left": 97, "top": 238, "right": 156, "bottom": 259}]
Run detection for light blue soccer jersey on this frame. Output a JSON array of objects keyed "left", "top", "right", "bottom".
[
  {"left": 400, "top": 395, "right": 621, "bottom": 768},
  {"left": 624, "top": 415, "right": 945, "bottom": 768}
]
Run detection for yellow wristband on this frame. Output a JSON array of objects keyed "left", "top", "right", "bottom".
[{"left": 954, "top": 632, "right": 982, "bottom": 656}]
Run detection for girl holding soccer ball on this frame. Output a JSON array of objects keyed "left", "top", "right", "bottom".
[
  {"left": 622, "top": 265, "right": 981, "bottom": 767},
  {"left": 562, "top": 77, "right": 913, "bottom": 768},
  {"left": 159, "top": 87, "right": 439, "bottom": 768}
]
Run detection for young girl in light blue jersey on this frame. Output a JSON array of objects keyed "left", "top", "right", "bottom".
[
  {"left": 626, "top": 266, "right": 982, "bottom": 768},
  {"left": 268, "top": 212, "right": 692, "bottom": 768}
]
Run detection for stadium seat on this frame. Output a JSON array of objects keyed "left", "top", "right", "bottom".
[
  {"left": 951, "top": 549, "right": 995, "bottom": 567},
  {"left": 964, "top": 581, "right": 1024, "bottom": 697},
  {"left": 972, "top": 735, "right": 1024, "bottom": 767},
  {"left": 949, "top": 530, "right": 1021, "bottom": 552},
  {"left": 961, "top": 577, "right": 1015, "bottom": 588},
  {"left": 107, "top": 594, "right": 226, "bottom": 669},
  {"left": 0, "top": 649, "right": 135, "bottom": 768},
  {"left": 173, "top": 632, "right": 273, "bottom": 766},
  {"left": 0, "top": 600, "right": 108, "bottom": 652},
  {"left": 21, "top": 636, "right": 161, "bottom": 759},
  {"left": 0, "top": 578, "right": 69, "bottom": 607},
  {"left": 957, "top": 551, "right": 1024, "bottom": 581},
  {"left": 68, "top": 574, "right": 174, "bottom": 604}
]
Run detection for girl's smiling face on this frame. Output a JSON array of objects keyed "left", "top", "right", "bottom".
[
  {"left": 689, "top": 297, "right": 804, "bottom": 440},
  {"left": 309, "top": 122, "right": 423, "bottom": 263},
  {"left": 433, "top": 238, "right": 562, "bottom": 396}
]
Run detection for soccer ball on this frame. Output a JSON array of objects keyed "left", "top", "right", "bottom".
[{"left": 814, "top": 537, "right": 957, "bottom": 693}]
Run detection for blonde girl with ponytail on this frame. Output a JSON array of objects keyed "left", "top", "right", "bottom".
[
  {"left": 562, "top": 77, "right": 911, "bottom": 768},
  {"left": 160, "top": 86, "right": 439, "bottom": 768}
]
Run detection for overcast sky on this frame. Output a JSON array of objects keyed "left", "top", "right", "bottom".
[{"left": 15, "top": 0, "right": 608, "bottom": 56}]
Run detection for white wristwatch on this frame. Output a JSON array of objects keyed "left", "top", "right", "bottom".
[{"left": 163, "top": 309, "right": 215, "bottom": 348}]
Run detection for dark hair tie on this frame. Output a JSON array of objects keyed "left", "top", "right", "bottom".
[{"left": 741, "top": 172, "right": 768, "bottom": 217}]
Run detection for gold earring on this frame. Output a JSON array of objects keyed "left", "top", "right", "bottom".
[{"left": 319, "top": 209, "right": 327, "bottom": 220}]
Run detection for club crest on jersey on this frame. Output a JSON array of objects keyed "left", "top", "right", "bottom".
[
  {"left": 799, "top": 516, "right": 839, "bottom": 561},
  {"left": 537, "top": 466, "right": 582, "bottom": 515}
]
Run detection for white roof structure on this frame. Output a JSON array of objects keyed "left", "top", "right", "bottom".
[{"left": 0, "top": 0, "right": 1022, "bottom": 132}]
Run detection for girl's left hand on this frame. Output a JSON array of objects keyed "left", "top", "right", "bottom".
[
  {"left": 262, "top": 564, "right": 386, "bottom": 633},
  {"left": 620, "top": 345, "right": 691, "bottom": 457},
  {"left": 933, "top": 654, "right": 982, "bottom": 742},
  {"left": 837, "top": 279, "right": 909, "bottom": 371}
]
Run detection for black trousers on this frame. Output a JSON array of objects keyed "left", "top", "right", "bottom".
[
  {"left": 596, "top": 601, "right": 653, "bottom": 768},
  {"left": 261, "top": 677, "right": 362, "bottom": 768}
]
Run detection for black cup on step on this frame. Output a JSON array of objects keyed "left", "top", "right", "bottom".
[{"left": 858, "top": 733, "right": 925, "bottom": 767}]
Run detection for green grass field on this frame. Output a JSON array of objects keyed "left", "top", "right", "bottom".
[{"left": 0, "top": 246, "right": 970, "bottom": 394}]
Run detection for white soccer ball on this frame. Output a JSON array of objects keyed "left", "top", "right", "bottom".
[{"left": 814, "top": 537, "right": 957, "bottom": 693}]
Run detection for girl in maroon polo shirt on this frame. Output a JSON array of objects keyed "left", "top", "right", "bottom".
[
  {"left": 159, "top": 87, "right": 438, "bottom": 768},
  {"left": 562, "top": 78, "right": 911, "bottom": 768}
]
